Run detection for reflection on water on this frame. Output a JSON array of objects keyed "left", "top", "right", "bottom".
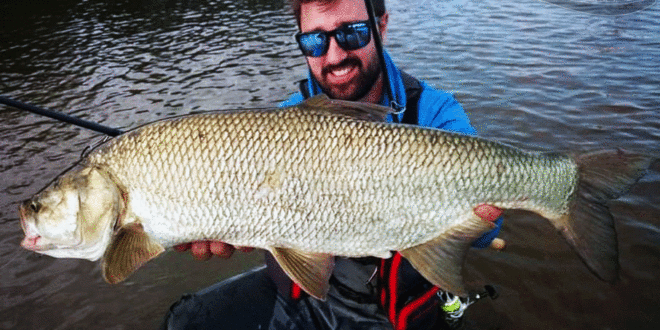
[
  {"left": 1, "top": 0, "right": 659, "bottom": 329},
  {"left": 540, "top": 0, "right": 657, "bottom": 16}
]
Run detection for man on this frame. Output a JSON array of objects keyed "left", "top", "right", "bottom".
[{"left": 164, "top": 1, "right": 503, "bottom": 329}]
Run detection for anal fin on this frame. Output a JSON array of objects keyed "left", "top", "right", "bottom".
[
  {"left": 102, "top": 223, "right": 164, "bottom": 284},
  {"left": 269, "top": 247, "right": 335, "bottom": 300},
  {"left": 400, "top": 214, "right": 494, "bottom": 297}
]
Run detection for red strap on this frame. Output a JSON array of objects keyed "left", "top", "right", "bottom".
[
  {"left": 387, "top": 252, "right": 403, "bottom": 325},
  {"left": 380, "top": 252, "right": 442, "bottom": 330},
  {"left": 380, "top": 258, "right": 387, "bottom": 306},
  {"left": 395, "top": 287, "right": 440, "bottom": 330},
  {"left": 290, "top": 282, "right": 303, "bottom": 300}
]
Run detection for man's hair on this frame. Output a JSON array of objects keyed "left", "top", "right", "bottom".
[{"left": 290, "top": 0, "right": 386, "bottom": 26}]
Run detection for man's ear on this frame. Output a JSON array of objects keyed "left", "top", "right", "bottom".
[{"left": 379, "top": 12, "right": 389, "bottom": 42}]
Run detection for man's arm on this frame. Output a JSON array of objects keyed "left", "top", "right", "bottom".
[
  {"left": 417, "top": 82, "right": 477, "bottom": 135},
  {"left": 279, "top": 92, "right": 305, "bottom": 108}
]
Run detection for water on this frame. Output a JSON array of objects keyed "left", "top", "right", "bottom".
[{"left": 1, "top": 0, "right": 659, "bottom": 328}]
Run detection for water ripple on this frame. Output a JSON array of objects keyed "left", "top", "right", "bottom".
[{"left": 1, "top": 0, "right": 659, "bottom": 329}]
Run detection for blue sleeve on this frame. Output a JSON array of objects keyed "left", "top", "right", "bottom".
[
  {"left": 279, "top": 92, "right": 305, "bottom": 108},
  {"left": 471, "top": 217, "right": 503, "bottom": 248},
  {"left": 417, "top": 83, "right": 477, "bottom": 136},
  {"left": 429, "top": 96, "right": 477, "bottom": 136}
]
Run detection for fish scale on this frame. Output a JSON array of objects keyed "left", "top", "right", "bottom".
[
  {"left": 19, "top": 95, "right": 653, "bottom": 298},
  {"left": 89, "top": 107, "right": 558, "bottom": 254}
]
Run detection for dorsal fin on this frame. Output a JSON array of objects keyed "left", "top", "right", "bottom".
[{"left": 299, "top": 94, "right": 392, "bottom": 122}]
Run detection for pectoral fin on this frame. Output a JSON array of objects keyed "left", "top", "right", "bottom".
[
  {"left": 269, "top": 247, "right": 335, "bottom": 300},
  {"left": 102, "top": 223, "right": 164, "bottom": 284},
  {"left": 400, "top": 214, "right": 494, "bottom": 297}
]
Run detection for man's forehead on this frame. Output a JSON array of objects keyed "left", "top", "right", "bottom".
[{"left": 299, "top": 0, "right": 368, "bottom": 31}]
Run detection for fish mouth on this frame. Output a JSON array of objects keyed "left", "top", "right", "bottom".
[
  {"left": 19, "top": 204, "right": 43, "bottom": 251},
  {"left": 21, "top": 235, "right": 43, "bottom": 251}
]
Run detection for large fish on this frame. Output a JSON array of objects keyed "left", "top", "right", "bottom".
[{"left": 19, "top": 95, "right": 652, "bottom": 299}]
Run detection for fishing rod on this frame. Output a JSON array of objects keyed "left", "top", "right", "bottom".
[
  {"left": 364, "top": 0, "right": 403, "bottom": 117},
  {"left": 0, "top": 95, "right": 124, "bottom": 137},
  {"left": 3, "top": 1, "right": 392, "bottom": 134}
]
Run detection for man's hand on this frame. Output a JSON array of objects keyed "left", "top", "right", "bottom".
[
  {"left": 474, "top": 204, "right": 502, "bottom": 222},
  {"left": 473, "top": 204, "right": 506, "bottom": 251},
  {"left": 174, "top": 241, "right": 254, "bottom": 260}
]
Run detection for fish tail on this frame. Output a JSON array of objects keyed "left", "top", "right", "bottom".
[{"left": 553, "top": 149, "right": 653, "bottom": 282}]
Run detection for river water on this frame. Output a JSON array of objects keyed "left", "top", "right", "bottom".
[{"left": 1, "top": 0, "right": 659, "bottom": 329}]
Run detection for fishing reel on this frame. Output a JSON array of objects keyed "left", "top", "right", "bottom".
[{"left": 438, "top": 285, "right": 499, "bottom": 328}]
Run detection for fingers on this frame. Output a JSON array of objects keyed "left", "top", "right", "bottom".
[
  {"left": 474, "top": 204, "right": 502, "bottom": 222},
  {"left": 210, "top": 241, "right": 235, "bottom": 258},
  {"left": 173, "top": 243, "right": 191, "bottom": 252},
  {"left": 174, "top": 241, "right": 250, "bottom": 260},
  {"left": 191, "top": 241, "right": 214, "bottom": 260},
  {"left": 474, "top": 204, "right": 506, "bottom": 250},
  {"left": 489, "top": 238, "right": 506, "bottom": 251}
]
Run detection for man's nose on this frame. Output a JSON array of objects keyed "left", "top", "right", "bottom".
[{"left": 324, "top": 36, "right": 348, "bottom": 64}]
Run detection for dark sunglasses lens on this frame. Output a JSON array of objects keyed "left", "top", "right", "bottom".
[
  {"left": 297, "top": 33, "right": 328, "bottom": 57},
  {"left": 336, "top": 23, "right": 371, "bottom": 50},
  {"left": 296, "top": 21, "right": 372, "bottom": 57}
]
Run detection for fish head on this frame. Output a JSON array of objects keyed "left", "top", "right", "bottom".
[{"left": 19, "top": 167, "right": 121, "bottom": 261}]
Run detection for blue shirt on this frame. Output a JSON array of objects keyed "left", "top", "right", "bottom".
[{"left": 280, "top": 51, "right": 477, "bottom": 136}]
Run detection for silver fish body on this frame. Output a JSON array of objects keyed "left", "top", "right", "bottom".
[
  {"left": 91, "top": 106, "right": 574, "bottom": 253},
  {"left": 19, "top": 95, "right": 652, "bottom": 298}
]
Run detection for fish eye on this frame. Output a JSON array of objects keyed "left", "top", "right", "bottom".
[{"left": 29, "top": 201, "right": 41, "bottom": 213}]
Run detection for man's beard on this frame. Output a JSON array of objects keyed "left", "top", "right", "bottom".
[{"left": 315, "top": 57, "right": 382, "bottom": 101}]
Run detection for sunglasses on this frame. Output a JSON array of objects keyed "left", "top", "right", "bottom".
[{"left": 295, "top": 20, "right": 379, "bottom": 57}]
